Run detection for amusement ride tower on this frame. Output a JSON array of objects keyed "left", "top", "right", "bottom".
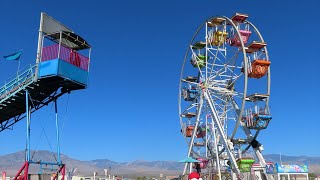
[{"left": 0, "top": 13, "right": 91, "bottom": 180}]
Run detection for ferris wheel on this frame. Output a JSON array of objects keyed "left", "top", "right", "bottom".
[{"left": 179, "top": 13, "right": 272, "bottom": 177}]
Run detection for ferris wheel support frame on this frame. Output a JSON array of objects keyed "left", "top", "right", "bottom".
[
  {"left": 204, "top": 91, "right": 240, "bottom": 174},
  {"left": 212, "top": 120, "right": 222, "bottom": 180}
]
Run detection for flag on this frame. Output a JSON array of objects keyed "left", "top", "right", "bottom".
[{"left": 3, "top": 50, "right": 22, "bottom": 61}]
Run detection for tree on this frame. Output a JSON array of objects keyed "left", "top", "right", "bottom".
[{"left": 308, "top": 173, "right": 317, "bottom": 180}]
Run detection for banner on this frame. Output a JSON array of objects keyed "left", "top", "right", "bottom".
[{"left": 275, "top": 164, "right": 308, "bottom": 173}]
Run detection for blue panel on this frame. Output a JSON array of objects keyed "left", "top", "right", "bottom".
[
  {"left": 39, "top": 59, "right": 88, "bottom": 86},
  {"left": 38, "top": 59, "right": 59, "bottom": 77},
  {"left": 58, "top": 60, "right": 88, "bottom": 85}
]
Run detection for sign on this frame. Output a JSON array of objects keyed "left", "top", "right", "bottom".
[
  {"left": 266, "top": 163, "right": 276, "bottom": 174},
  {"left": 275, "top": 164, "right": 308, "bottom": 173}
]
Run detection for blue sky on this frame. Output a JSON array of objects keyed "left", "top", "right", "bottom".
[{"left": 0, "top": 0, "right": 319, "bottom": 162}]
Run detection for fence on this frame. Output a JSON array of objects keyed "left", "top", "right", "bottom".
[{"left": 41, "top": 44, "right": 89, "bottom": 71}]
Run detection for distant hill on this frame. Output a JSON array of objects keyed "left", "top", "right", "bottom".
[
  {"left": 264, "top": 154, "right": 320, "bottom": 164},
  {"left": 1, "top": 151, "right": 320, "bottom": 177},
  {"left": 0, "top": 150, "right": 183, "bottom": 177}
]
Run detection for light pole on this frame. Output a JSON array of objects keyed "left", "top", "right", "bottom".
[{"left": 94, "top": 172, "right": 97, "bottom": 180}]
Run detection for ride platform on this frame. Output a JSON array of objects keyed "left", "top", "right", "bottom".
[
  {"left": 0, "top": 30, "right": 90, "bottom": 132},
  {"left": 0, "top": 61, "right": 87, "bottom": 132}
]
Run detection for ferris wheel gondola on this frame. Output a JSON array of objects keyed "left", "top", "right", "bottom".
[{"left": 179, "top": 13, "right": 272, "bottom": 177}]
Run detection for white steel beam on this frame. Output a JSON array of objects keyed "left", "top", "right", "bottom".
[{"left": 204, "top": 91, "right": 240, "bottom": 174}]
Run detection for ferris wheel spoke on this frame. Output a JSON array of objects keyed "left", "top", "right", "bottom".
[
  {"left": 206, "top": 60, "right": 242, "bottom": 91},
  {"left": 207, "top": 86, "right": 237, "bottom": 97},
  {"left": 215, "top": 95, "right": 235, "bottom": 136},
  {"left": 226, "top": 72, "right": 243, "bottom": 90},
  {"left": 207, "top": 49, "right": 222, "bottom": 79},
  {"left": 225, "top": 49, "right": 240, "bottom": 67},
  {"left": 207, "top": 98, "right": 233, "bottom": 120},
  {"left": 182, "top": 102, "right": 199, "bottom": 114},
  {"left": 225, "top": 53, "right": 244, "bottom": 89},
  {"left": 207, "top": 52, "right": 227, "bottom": 71},
  {"left": 207, "top": 90, "right": 230, "bottom": 104},
  {"left": 207, "top": 65, "right": 227, "bottom": 82},
  {"left": 207, "top": 47, "right": 226, "bottom": 62}
]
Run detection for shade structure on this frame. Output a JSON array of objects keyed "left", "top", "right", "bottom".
[{"left": 178, "top": 157, "right": 200, "bottom": 163}]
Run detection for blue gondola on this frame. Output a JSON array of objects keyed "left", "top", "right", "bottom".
[{"left": 182, "top": 87, "right": 198, "bottom": 101}]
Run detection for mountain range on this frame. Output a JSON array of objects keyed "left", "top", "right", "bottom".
[
  {"left": 0, "top": 150, "right": 184, "bottom": 177},
  {"left": 0, "top": 151, "right": 320, "bottom": 177}
]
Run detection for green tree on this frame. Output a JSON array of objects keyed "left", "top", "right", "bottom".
[{"left": 309, "top": 173, "right": 317, "bottom": 180}]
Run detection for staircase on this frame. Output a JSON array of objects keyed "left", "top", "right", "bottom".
[{"left": 0, "top": 62, "right": 86, "bottom": 132}]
